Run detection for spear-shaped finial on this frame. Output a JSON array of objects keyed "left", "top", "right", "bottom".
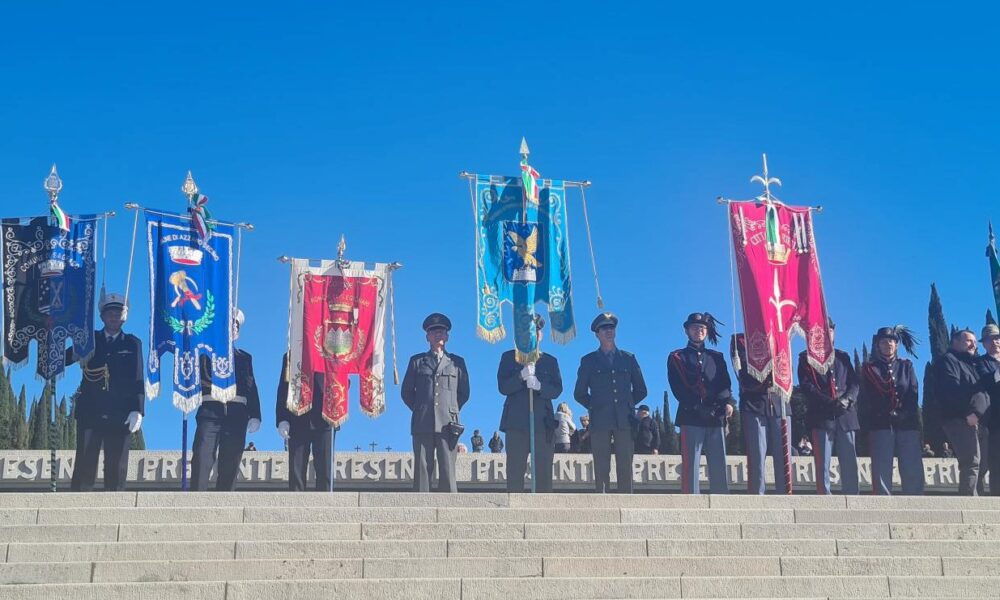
[
  {"left": 520, "top": 137, "right": 530, "bottom": 158},
  {"left": 43, "top": 164, "right": 63, "bottom": 201},
  {"left": 181, "top": 170, "right": 199, "bottom": 201},
  {"left": 750, "top": 153, "right": 782, "bottom": 203},
  {"left": 337, "top": 234, "right": 347, "bottom": 265}
]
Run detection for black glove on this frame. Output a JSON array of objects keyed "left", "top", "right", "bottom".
[
  {"left": 834, "top": 394, "right": 851, "bottom": 416},
  {"left": 696, "top": 403, "right": 725, "bottom": 421}
]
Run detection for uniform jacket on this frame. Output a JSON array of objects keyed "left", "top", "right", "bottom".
[
  {"left": 573, "top": 348, "right": 648, "bottom": 432},
  {"left": 70, "top": 330, "right": 144, "bottom": 429},
  {"left": 667, "top": 343, "right": 734, "bottom": 428},
  {"left": 635, "top": 414, "right": 660, "bottom": 453},
  {"left": 497, "top": 350, "right": 561, "bottom": 433},
  {"left": 934, "top": 349, "right": 989, "bottom": 420},
  {"left": 196, "top": 349, "right": 262, "bottom": 422},
  {"left": 276, "top": 354, "right": 333, "bottom": 432},
  {"left": 798, "top": 349, "right": 860, "bottom": 432},
  {"left": 858, "top": 355, "right": 919, "bottom": 431},
  {"left": 401, "top": 350, "right": 471, "bottom": 434}
]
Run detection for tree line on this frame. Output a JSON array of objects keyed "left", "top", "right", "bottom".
[{"left": 0, "top": 370, "right": 144, "bottom": 450}]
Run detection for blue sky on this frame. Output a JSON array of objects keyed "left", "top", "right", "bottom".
[{"left": 2, "top": 2, "right": 998, "bottom": 452}]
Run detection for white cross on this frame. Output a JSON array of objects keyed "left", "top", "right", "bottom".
[{"left": 769, "top": 269, "right": 796, "bottom": 332}]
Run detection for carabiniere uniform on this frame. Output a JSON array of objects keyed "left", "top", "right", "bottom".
[
  {"left": 277, "top": 353, "right": 336, "bottom": 491},
  {"left": 667, "top": 313, "right": 733, "bottom": 495},
  {"left": 191, "top": 348, "right": 261, "bottom": 491},
  {"left": 69, "top": 325, "right": 144, "bottom": 492},
  {"left": 858, "top": 326, "right": 924, "bottom": 496}
]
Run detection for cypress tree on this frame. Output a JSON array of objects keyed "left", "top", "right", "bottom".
[
  {"left": 27, "top": 397, "right": 41, "bottom": 449},
  {"left": 789, "top": 386, "right": 808, "bottom": 448},
  {"left": 987, "top": 309, "right": 997, "bottom": 326},
  {"left": 862, "top": 343, "right": 870, "bottom": 364},
  {"left": 0, "top": 367, "right": 11, "bottom": 449},
  {"left": 853, "top": 348, "right": 862, "bottom": 373},
  {"left": 923, "top": 283, "right": 949, "bottom": 452},
  {"left": 726, "top": 408, "right": 744, "bottom": 455},
  {"left": 15, "top": 386, "right": 28, "bottom": 449},
  {"left": 67, "top": 392, "right": 77, "bottom": 450},
  {"left": 55, "top": 396, "right": 67, "bottom": 450},
  {"left": 660, "top": 391, "right": 678, "bottom": 454},
  {"left": 131, "top": 429, "right": 146, "bottom": 450}
]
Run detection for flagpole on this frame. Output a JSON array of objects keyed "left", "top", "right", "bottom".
[
  {"left": 520, "top": 139, "right": 539, "bottom": 495},
  {"left": 42, "top": 167, "right": 64, "bottom": 493}
]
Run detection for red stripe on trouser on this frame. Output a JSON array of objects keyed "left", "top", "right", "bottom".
[
  {"left": 812, "top": 430, "right": 824, "bottom": 494},
  {"left": 744, "top": 419, "right": 754, "bottom": 492},
  {"left": 780, "top": 418, "right": 792, "bottom": 495},
  {"left": 681, "top": 428, "right": 690, "bottom": 494}
]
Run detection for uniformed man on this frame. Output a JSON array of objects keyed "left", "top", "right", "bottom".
[
  {"left": 732, "top": 333, "right": 789, "bottom": 495},
  {"left": 936, "top": 327, "right": 989, "bottom": 495},
  {"left": 497, "top": 314, "right": 562, "bottom": 492},
  {"left": 977, "top": 322, "right": 999, "bottom": 496},
  {"left": 634, "top": 405, "right": 660, "bottom": 455},
  {"left": 277, "top": 352, "right": 335, "bottom": 491},
  {"left": 858, "top": 326, "right": 923, "bottom": 495},
  {"left": 797, "top": 319, "right": 860, "bottom": 495},
  {"left": 190, "top": 309, "right": 262, "bottom": 491},
  {"left": 401, "top": 313, "right": 471, "bottom": 493},
  {"left": 574, "top": 312, "right": 648, "bottom": 493},
  {"left": 668, "top": 312, "right": 733, "bottom": 495},
  {"left": 69, "top": 292, "right": 144, "bottom": 491}
]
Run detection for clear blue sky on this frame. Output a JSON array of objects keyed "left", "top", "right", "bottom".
[{"left": 2, "top": 2, "right": 997, "bottom": 452}]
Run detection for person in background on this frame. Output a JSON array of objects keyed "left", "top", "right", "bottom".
[
  {"left": 489, "top": 431, "right": 504, "bottom": 453},
  {"left": 554, "top": 402, "right": 576, "bottom": 453},
  {"left": 571, "top": 415, "right": 592, "bottom": 453},
  {"left": 634, "top": 404, "right": 660, "bottom": 455},
  {"left": 922, "top": 443, "right": 935, "bottom": 458},
  {"left": 470, "top": 429, "right": 484, "bottom": 452},
  {"left": 936, "top": 328, "right": 989, "bottom": 495},
  {"left": 942, "top": 443, "right": 955, "bottom": 458}
]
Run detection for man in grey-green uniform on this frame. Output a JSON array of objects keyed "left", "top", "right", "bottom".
[{"left": 401, "top": 313, "right": 471, "bottom": 492}]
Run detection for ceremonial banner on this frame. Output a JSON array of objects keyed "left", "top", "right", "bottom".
[
  {"left": 2, "top": 216, "right": 96, "bottom": 380},
  {"left": 285, "top": 258, "right": 389, "bottom": 426},
  {"left": 146, "top": 211, "right": 235, "bottom": 413},
  {"left": 729, "top": 201, "right": 833, "bottom": 399},
  {"left": 986, "top": 222, "right": 1000, "bottom": 318},
  {"left": 474, "top": 174, "right": 575, "bottom": 363}
]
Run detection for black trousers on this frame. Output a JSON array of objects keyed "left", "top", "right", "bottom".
[
  {"left": 71, "top": 423, "right": 130, "bottom": 492},
  {"left": 590, "top": 428, "right": 634, "bottom": 493},
  {"left": 505, "top": 429, "right": 554, "bottom": 492},
  {"left": 288, "top": 428, "right": 334, "bottom": 491},
  {"left": 191, "top": 405, "right": 249, "bottom": 491},
  {"left": 412, "top": 432, "right": 457, "bottom": 492}
]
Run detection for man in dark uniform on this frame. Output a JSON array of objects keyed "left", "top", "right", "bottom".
[
  {"left": 191, "top": 309, "right": 262, "bottom": 491},
  {"left": 69, "top": 292, "right": 144, "bottom": 491},
  {"left": 571, "top": 415, "right": 592, "bottom": 453},
  {"left": 634, "top": 405, "right": 660, "bottom": 455},
  {"left": 732, "top": 333, "right": 788, "bottom": 495},
  {"left": 668, "top": 312, "right": 733, "bottom": 495},
  {"left": 936, "top": 327, "right": 990, "bottom": 495},
  {"left": 859, "top": 326, "right": 923, "bottom": 495},
  {"left": 977, "top": 323, "right": 998, "bottom": 496},
  {"left": 574, "top": 312, "right": 648, "bottom": 493},
  {"left": 277, "top": 352, "right": 335, "bottom": 491},
  {"left": 798, "top": 319, "right": 860, "bottom": 495},
  {"left": 401, "top": 313, "right": 471, "bottom": 493},
  {"left": 497, "top": 314, "right": 562, "bottom": 492}
]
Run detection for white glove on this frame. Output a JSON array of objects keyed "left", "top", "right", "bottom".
[
  {"left": 526, "top": 375, "right": 541, "bottom": 391},
  {"left": 277, "top": 421, "right": 290, "bottom": 440},
  {"left": 247, "top": 418, "right": 261, "bottom": 434},
  {"left": 520, "top": 363, "right": 536, "bottom": 380},
  {"left": 124, "top": 411, "right": 143, "bottom": 433}
]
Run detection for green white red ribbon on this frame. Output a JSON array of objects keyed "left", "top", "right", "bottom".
[
  {"left": 520, "top": 159, "right": 540, "bottom": 205},
  {"left": 50, "top": 200, "right": 70, "bottom": 232},
  {"left": 188, "top": 194, "right": 214, "bottom": 244}
]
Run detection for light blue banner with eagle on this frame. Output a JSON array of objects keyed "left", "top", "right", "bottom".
[
  {"left": 146, "top": 211, "right": 235, "bottom": 414},
  {"left": 474, "top": 174, "right": 575, "bottom": 363}
]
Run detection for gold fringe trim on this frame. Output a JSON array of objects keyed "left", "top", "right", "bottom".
[
  {"left": 324, "top": 411, "right": 348, "bottom": 428},
  {"left": 285, "top": 397, "right": 311, "bottom": 417},
  {"left": 550, "top": 325, "right": 577, "bottom": 346},
  {"left": 172, "top": 391, "right": 202, "bottom": 416},
  {"left": 209, "top": 383, "right": 238, "bottom": 404},
  {"left": 515, "top": 348, "right": 542, "bottom": 365},
  {"left": 145, "top": 380, "right": 160, "bottom": 401},
  {"left": 477, "top": 323, "right": 507, "bottom": 344}
]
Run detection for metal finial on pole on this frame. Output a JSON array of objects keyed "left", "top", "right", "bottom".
[
  {"left": 750, "top": 153, "right": 782, "bottom": 203},
  {"left": 44, "top": 164, "right": 63, "bottom": 202},
  {"left": 520, "top": 137, "right": 530, "bottom": 158},
  {"left": 181, "top": 170, "right": 199, "bottom": 202},
  {"left": 337, "top": 234, "right": 346, "bottom": 261}
]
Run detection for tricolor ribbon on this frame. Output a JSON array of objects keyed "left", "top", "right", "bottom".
[
  {"left": 50, "top": 200, "right": 70, "bottom": 232},
  {"left": 188, "top": 194, "right": 214, "bottom": 245},
  {"left": 520, "top": 159, "right": 540, "bottom": 205}
]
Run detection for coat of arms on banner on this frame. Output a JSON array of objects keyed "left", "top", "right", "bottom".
[
  {"left": 146, "top": 211, "right": 234, "bottom": 413},
  {"left": 730, "top": 200, "right": 833, "bottom": 399},
  {"left": 285, "top": 258, "right": 390, "bottom": 426},
  {"left": 2, "top": 216, "right": 96, "bottom": 380},
  {"left": 474, "top": 173, "right": 575, "bottom": 363}
]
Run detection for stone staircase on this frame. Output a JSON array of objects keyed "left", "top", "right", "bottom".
[{"left": 1, "top": 492, "right": 999, "bottom": 599}]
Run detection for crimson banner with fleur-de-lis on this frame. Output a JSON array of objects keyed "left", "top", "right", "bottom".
[
  {"left": 729, "top": 201, "right": 833, "bottom": 399},
  {"left": 146, "top": 210, "right": 235, "bottom": 414}
]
